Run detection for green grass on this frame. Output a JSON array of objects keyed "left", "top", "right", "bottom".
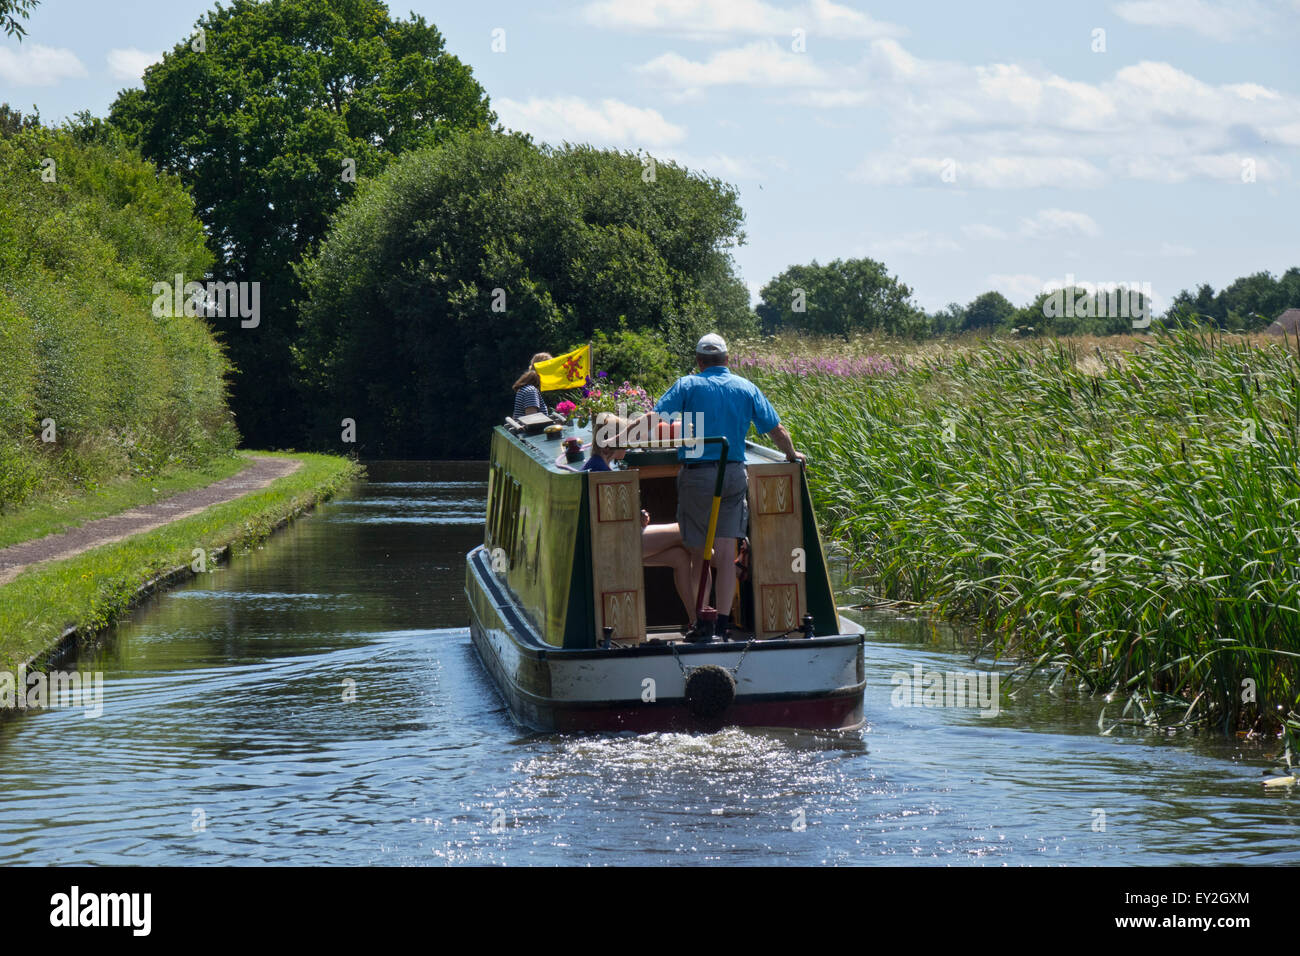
[
  {"left": 746, "top": 329, "right": 1300, "bottom": 745},
  {"left": 0, "top": 452, "right": 246, "bottom": 550},
  {"left": 0, "top": 452, "right": 361, "bottom": 672}
]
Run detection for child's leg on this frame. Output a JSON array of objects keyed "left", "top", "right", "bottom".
[{"left": 642, "top": 525, "right": 698, "bottom": 623}]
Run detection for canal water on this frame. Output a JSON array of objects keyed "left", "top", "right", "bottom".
[{"left": 1, "top": 461, "right": 1296, "bottom": 865}]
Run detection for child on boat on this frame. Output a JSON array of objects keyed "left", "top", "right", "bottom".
[{"left": 512, "top": 352, "right": 552, "bottom": 418}]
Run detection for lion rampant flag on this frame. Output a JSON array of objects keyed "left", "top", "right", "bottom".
[{"left": 535, "top": 344, "right": 591, "bottom": 391}]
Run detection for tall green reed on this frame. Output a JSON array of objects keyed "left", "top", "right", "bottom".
[{"left": 751, "top": 330, "right": 1300, "bottom": 744}]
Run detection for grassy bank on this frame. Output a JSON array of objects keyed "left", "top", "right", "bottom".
[
  {"left": 0, "top": 452, "right": 361, "bottom": 672},
  {"left": 743, "top": 330, "right": 1300, "bottom": 744},
  {"left": 0, "top": 124, "right": 235, "bottom": 511}
]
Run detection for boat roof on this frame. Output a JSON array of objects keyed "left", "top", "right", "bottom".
[{"left": 497, "top": 422, "right": 787, "bottom": 474}]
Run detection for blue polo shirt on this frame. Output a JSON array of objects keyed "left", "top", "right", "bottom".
[{"left": 654, "top": 366, "right": 780, "bottom": 463}]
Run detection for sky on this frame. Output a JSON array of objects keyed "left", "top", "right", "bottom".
[{"left": 3, "top": 0, "right": 1298, "bottom": 313}]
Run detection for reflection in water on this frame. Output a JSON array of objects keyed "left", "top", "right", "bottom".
[{"left": 0, "top": 461, "right": 1295, "bottom": 865}]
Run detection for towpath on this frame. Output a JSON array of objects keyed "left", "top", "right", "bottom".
[{"left": 0, "top": 456, "right": 302, "bottom": 586}]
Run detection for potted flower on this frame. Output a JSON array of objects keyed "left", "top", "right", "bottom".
[{"left": 572, "top": 376, "right": 655, "bottom": 429}]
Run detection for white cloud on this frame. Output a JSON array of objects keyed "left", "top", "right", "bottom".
[
  {"left": 963, "top": 210, "right": 1101, "bottom": 241},
  {"left": 1266, "top": 122, "right": 1300, "bottom": 145},
  {"left": 851, "top": 155, "right": 1106, "bottom": 189},
  {"left": 1018, "top": 208, "right": 1102, "bottom": 238},
  {"left": 0, "top": 43, "right": 87, "bottom": 86},
  {"left": 798, "top": 39, "right": 1300, "bottom": 188},
  {"left": 987, "top": 273, "right": 1047, "bottom": 306},
  {"left": 614, "top": 26, "right": 1299, "bottom": 190},
  {"left": 962, "top": 224, "right": 1010, "bottom": 241},
  {"left": 636, "top": 41, "right": 829, "bottom": 89},
  {"left": 1111, "top": 0, "right": 1276, "bottom": 40},
  {"left": 106, "top": 48, "right": 161, "bottom": 83},
  {"left": 657, "top": 149, "right": 767, "bottom": 179},
  {"left": 866, "top": 231, "right": 961, "bottom": 256},
  {"left": 496, "top": 96, "right": 686, "bottom": 148},
  {"left": 1111, "top": 152, "right": 1285, "bottom": 182},
  {"left": 798, "top": 89, "right": 873, "bottom": 108},
  {"left": 582, "top": 0, "right": 902, "bottom": 39}
]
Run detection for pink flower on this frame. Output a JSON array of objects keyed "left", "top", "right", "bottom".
[{"left": 556, "top": 400, "right": 577, "bottom": 416}]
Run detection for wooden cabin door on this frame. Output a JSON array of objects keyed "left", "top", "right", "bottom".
[
  {"left": 587, "top": 470, "right": 646, "bottom": 644},
  {"left": 747, "top": 463, "right": 807, "bottom": 639}
]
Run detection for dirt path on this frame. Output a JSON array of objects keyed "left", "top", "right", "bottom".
[{"left": 0, "top": 456, "right": 303, "bottom": 587}]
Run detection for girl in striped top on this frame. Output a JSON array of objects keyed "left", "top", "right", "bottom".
[{"left": 512, "top": 352, "right": 552, "bottom": 418}]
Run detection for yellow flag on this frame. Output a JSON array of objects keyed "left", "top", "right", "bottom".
[{"left": 535, "top": 344, "right": 591, "bottom": 391}]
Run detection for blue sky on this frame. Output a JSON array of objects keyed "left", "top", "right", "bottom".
[{"left": 3, "top": 0, "right": 1298, "bottom": 313}]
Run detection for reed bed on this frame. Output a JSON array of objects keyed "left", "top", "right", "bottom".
[{"left": 745, "top": 330, "right": 1300, "bottom": 742}]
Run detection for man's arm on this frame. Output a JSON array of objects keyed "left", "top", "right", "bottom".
[
  {"left": 751, "top": 386, "right": 803, "bottom": 463},
  {"left": 767, "top": 423, "right": 805, "bottom": 464}
]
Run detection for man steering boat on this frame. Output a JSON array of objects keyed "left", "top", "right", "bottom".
[{"left": 634, "top": 332, "right": 806, "bottom": 643}]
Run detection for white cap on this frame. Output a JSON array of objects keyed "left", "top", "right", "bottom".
[{"left": 695, "top": 332, "right": 728, "bottom": 355}]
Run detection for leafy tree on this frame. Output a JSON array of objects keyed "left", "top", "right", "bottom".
[
  {"left": 294, "top": 131, "right": 748, "bottom": 457},
  {"left": 928, "top": 302, "right": 965, "bottom": 335},
  {"left": 0, "top": 104, "right": 41, "bottom": 137},
  {"left": 589, "top": 325, "right": 682, "bottom": 399},
  {"left": 756, "top": 257, "right": 923, "bottom": 339},
  {"left": 109, "top": 0, "right": 494, "bottom": 447},
  {"left": 698, "top": 252, "right": 758, "bottom": 341},
  {"left": 1165, "top": 270, "right": 1300, "bottom": 330},
  {"left": 1218, "top": 270, "right": 1299, "bottom": 329},
  {"left": 0, "top": 0, "right": 38, "bottom": 39},
  {"left": 1011, "top": 286, "right": 1150, "bottom": 336},
  {"left": 962, "top": 290, "right": 1015, "bottom": 332}
]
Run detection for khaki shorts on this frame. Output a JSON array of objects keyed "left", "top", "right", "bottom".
[{"left": 676, "top": 462, "right": 748, "bottom": 550}]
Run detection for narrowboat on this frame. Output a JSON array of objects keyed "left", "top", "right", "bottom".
[{"left": 465, "top": 413, "right": 865, "bottom": 733}]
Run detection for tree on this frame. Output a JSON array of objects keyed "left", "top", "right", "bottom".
[
  {"left": 756, "top": 258, "right": 923, "bottom": 339},
  {"left": 0, "top": 0, "right": 39, "bottom": 39},
  {"left": 1011, "top": 286, "right": 1150, "bottom": 336},
  {"left": 962, "top": 291, "right": 1015, "bottom": 332},
  {"left": 698, "top": 252, "right": 758, "bottom": 341},
  {"left": 294, "top": 131, "right": 748, "bottom": 457},
  {"left": 928, "top": 302, "right": 965, "bottom": 335},
  {"left": 1218, "top": 271, "right": 1293, "bottom": 329},
  {"left": 109, "top": 0, "right": 494, "bottom": 447},
  {"left": 1167, "top": 282, "right": 1223, "bottom": 327},
  {"left": 1164, "top": 270, "right": 1300, "bottom": 330},
  {"left": 0, "top": 104, "right": 40, "bottom": 138}
]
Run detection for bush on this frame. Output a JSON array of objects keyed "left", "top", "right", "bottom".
[
  {"left": 0, "top": 119, "right": 236, "bottom": 510},
  {"left": 295, "top": 130, "right": 746, "bottom": 457},
  {"left": 590, "top": 325, "right": 683, "bottom": 399}
]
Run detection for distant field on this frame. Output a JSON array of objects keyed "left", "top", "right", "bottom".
[{"left": 741, "top": 329, "right": 1300, "bottom": 744}]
